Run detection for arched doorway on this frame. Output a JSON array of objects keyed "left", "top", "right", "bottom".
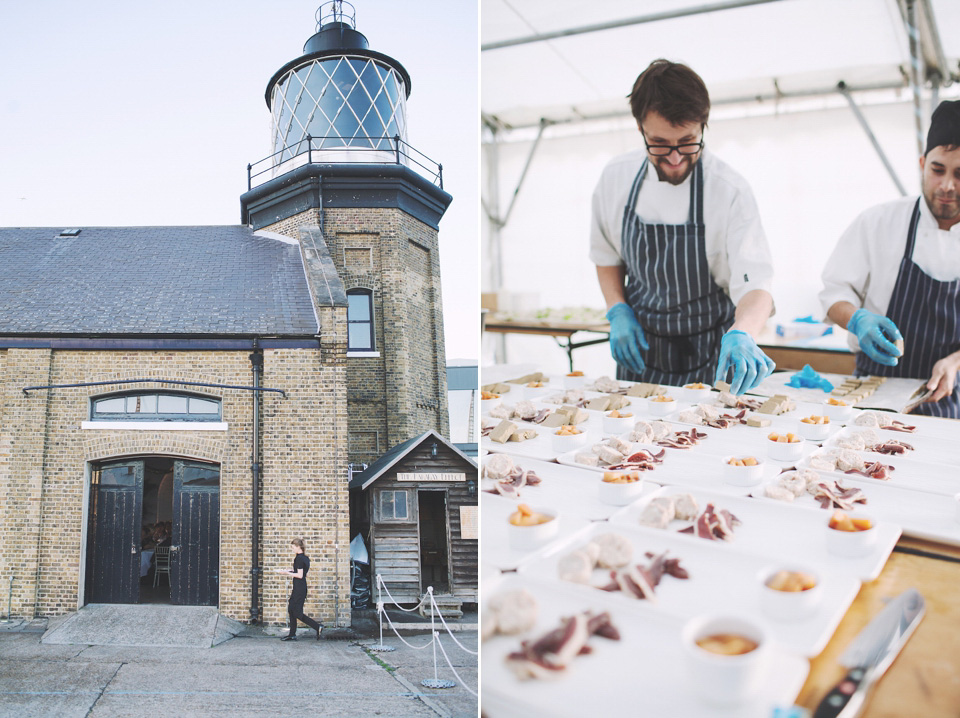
[{"left": 85, "top": 457, "right": 220, "bottom": 606}]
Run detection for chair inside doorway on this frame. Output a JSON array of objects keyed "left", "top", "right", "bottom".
[{"left": 139, "top": 458, "right": 175, "bottom": 604}]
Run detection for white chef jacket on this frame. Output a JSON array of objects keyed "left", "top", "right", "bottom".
[
  {"left": 589, "top": 148, "right": 774, "bottom": 306},
  {"left": 819, "top": 196, "right": 960, "bottom": 350}
]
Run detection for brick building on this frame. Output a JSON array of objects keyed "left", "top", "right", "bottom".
[{"left": 0, "top": 3, "right": 473, "bottom": 627}]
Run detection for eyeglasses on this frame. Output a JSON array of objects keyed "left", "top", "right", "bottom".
[{"left": 640, "top": 128, "right": 704, "bottom": 156}]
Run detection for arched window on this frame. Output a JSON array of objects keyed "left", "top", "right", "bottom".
[
  {"left": 91, "top": 392, "right": 221, "bottom": 421},
  {"left": 347, "top": 289, "right": 375, "bottom": 351}
]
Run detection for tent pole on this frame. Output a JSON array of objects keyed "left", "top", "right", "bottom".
[
  {"left": 482, "top": 118, "right": 507, "bottom": 363},
  {"left": 904, "top": 0, "right": 925, "bottom": 161},
  {"left": 837, "top": 83, "right": 907, "bottom": 197}
]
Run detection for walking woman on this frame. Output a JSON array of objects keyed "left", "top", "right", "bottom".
[{"left": 279, "top": 538, "right": 322, "bottom": 641}]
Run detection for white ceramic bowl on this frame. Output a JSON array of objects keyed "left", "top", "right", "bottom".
[
  {"left": 822, "top": 399, "right": 854, "bottom": 422},
  {"left": 551, "top": 428, "right": 588, "bottom": 453},
  {"left": 825, "top": 512, "right": 878, "bottom": 558},
  {"left": 602, "top": 412, "right": 636, "bottom": 435},
  {"left": 480, "top": 397, "right": 502, "bottom": 415},
  {"left": 681, "top": 613, "right": 769, "bottom": 705},
  {"left": 758, "top": 565, "right": 822, "bottom": 622},
  {"left": 765, "top": 435, "right": 806, "bottom": 462},
  {"left": 523, "top": 383, "right": 551, "bottom": 400},
  {"left": 681, "top": 384, "right": 713, "bottom": 403},
  {"left": 647, "top": 396, "right": 677, "bottom": 417},
  {"left": 721, "top": 455, "right": 765, "bottom": 486},
  {"left": 597, "top": 472, "right": 645, "bottom": 506},
  {"left": 563, "top": 373, "right": 587, "bottom": 389},
  {"left": 796, "top": 417, "right": 832, "bottom": 441},
  {"left": 506, "top": 506, "right": 560, "bottom": 550}
]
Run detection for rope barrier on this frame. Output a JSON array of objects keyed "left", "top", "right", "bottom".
[
  {"left": 434, "top": 631, "right": 479, "bottom": 698},
  {"left": 429, "top": 592, "right": 478, "bottom": 655},
  {"left": 377, "top": 575, "right": 429, "bottom": 611},
  {"left": 370, "top": 574, "right": 478, "bottom": 695},
  {"left": 377, "top": 606, "right": 436, "bottom": 650}
]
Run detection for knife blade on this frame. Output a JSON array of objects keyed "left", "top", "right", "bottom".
[{"left": 813, "top": 588, "right": 926, "bottom": 718}]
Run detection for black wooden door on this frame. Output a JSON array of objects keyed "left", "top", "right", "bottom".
[
  {"left": 86, "top": 461, "right": 143, "bottom": 604},
  {"left": 171, "top": 460, "right": 220, "bottom": 606}
]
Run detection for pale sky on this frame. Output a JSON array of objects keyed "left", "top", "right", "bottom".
[{"left": 0, "top": 0, "right": 479, "bottom": 363}]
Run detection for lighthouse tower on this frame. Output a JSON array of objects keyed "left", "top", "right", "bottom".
[{"left": 240, "top": 1, "right": 453, "bottom": 465}]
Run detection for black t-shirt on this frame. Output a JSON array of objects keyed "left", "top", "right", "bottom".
[{"left": 292, "top": 553, "right": 310, "bottom": 593}]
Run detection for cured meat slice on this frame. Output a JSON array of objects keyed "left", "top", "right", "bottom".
[
  {"left": 586, "top": 611, "right": 621, "bottom": 641},
  {"left": 870, "top": 440, "right": 914, "bottom": 455},
  {"left": 844, "top": 461, "right": 894, "bottom": 480},
  {"left": 531, "top": 408, "right": 552, "bottom": 424},
  {"left": 883, "top": 420, "right": 917, "bottom": 433},
  {"left": 505, "top": 610, "right": 621, "bottom": 680}
]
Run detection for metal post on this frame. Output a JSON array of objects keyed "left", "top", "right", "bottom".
[
  {"left": 307, "top": 134, "right": 313, "bottom": 165},
  {"left": 369, "top": 573, "right": 395, "bottom": 652},
  {"left": 421, "top": 586, "right": 455, "bottom": 689},
  {"left": 394, "top": 134, "right": 401, "bottom": 165},
  {"left": 438, "top": 164, "right": 443, "bottom": 190},
  {"left": 247, "top": 164, "right": 252, "bottom": 191},
  {"left": 431, "top": 587, "right": 438, "bottom": 680}
]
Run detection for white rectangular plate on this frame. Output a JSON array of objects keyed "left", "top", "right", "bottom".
[
  {"left": 482, "top": 455, "right": 661, "bottom": 520},
  {"left": 799, "top": 446, "right": 958, "bottom": 497},
  {"left": 609, "top": 485, "right": 901, "bottom": 581},
  {"left": 825, "top": 424, "right": 958, "bottom": 469},
  {"left": 517, "top": 522, "right": 860, "bottom": 657},
  {"left": 749, "top": 468, "right": 960, "bottom": 547},
  {"left": 480, "top": 492, "right": 592, "bottom": 571},
  {"left": 481, "top": 573, "right": 809, "bottom": 718}
]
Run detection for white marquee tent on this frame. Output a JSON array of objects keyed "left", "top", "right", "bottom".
[{"left": 481, "top": 0, "right": 960, "bottom": 375}]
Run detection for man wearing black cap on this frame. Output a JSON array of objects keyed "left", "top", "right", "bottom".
[{"left": 820, "top": 100, "right": 960, "bottom": 417}]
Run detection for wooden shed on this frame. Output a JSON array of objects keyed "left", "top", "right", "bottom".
[{"left": 349, "top": 431, "right": 478, "bottom": 611}]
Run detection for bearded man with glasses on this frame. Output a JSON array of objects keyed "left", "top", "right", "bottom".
[{"left": 591, "top": 59, "right": 775, "bottom": 395}]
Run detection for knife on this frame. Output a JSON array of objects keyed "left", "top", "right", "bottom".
[{"left": 813, "top": 588, "right": 926, "bottom": 718}]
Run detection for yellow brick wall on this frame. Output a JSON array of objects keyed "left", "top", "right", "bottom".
[{"left": 0, "top": 347, "right": 349, "bottom": 626}]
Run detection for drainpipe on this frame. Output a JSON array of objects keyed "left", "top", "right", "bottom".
[{"left": 250, "top": 339, "right": 264, "bottom": 623}]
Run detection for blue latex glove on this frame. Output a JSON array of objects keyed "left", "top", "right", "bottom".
[
  {"left": 606, "top": 302, "right": 648, "bottom": 374},
  {"left": 715, "top": 329, "right": 776, "bottom": 395},
  {"left": 846, "top": 309, "right": 902, "bottom": 366}
]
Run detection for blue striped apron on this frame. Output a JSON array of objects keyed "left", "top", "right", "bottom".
[
  {"left": 617, "top": 159, "right": 736, "bottom": 385},
  {"left": 855, "top": 199, "right": 960, "bottom": 418}
]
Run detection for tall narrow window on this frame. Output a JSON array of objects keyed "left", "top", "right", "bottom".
[{"left": 347, "top": 289, "right": 375, "bottom": 351}]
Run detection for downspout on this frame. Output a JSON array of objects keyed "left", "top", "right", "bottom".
[{"left": 250, "top": 339, "right": 264, "bottom": 622}]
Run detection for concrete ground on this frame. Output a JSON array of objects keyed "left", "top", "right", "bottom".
[{"left": 0, "top": 617, "right": 477, "bottom": 718}]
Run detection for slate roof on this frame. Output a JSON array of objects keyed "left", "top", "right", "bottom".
[
  {"left": 349, "top": 430, "right": 477, "bottom": 491},
  {"left": 0, "top": 226, "right": 326, "bottom": 336}
]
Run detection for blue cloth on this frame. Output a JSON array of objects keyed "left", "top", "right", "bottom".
[{"left": 786, "top": 364, "right": 834, "bottom": 392}]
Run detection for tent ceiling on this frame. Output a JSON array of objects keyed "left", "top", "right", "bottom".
[{"left": 482, "top": 0, "right": 960, "bottom": 130}]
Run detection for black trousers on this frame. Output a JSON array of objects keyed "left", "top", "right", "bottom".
[{"left": 288, "top": 590, "right": 321, "bottom": 635}]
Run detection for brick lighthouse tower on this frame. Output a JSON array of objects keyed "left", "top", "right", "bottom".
[{"left": 240, "top": 1, "right": 453, "bottom": 467}]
